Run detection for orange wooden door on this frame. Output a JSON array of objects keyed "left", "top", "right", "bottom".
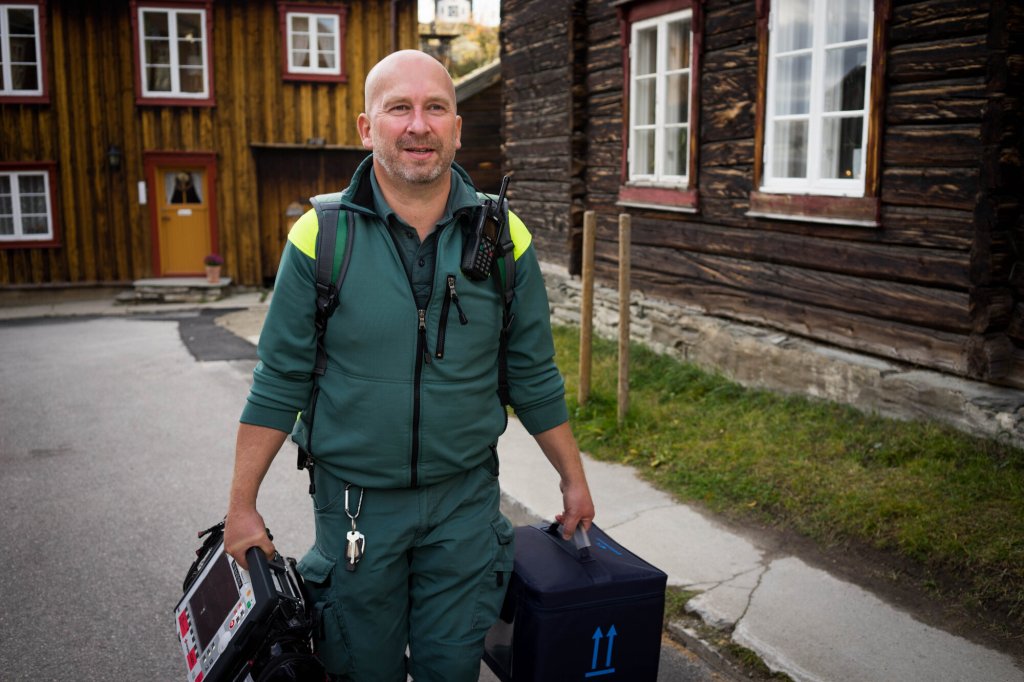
[{"left": 155, "top": 167, "right": 210, "bottom": 275}]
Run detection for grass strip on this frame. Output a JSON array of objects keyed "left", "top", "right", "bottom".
[{"left": 552, "top": 325, "right": 1024, "bottom": 631}]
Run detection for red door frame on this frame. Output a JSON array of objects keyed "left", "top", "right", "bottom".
[{"left": 143, "top": 151, "right": 219, "bottom": 276}]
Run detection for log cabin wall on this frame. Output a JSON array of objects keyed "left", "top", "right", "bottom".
[
  {"left": 501, "top": 0, "right": 1024, "bottom": 389},
  {"left": 0, "top": 0, "right": 418, "bottom": 288}
]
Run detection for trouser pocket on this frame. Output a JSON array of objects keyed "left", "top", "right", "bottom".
[
  {"left": 297, "top": 544, "right": 354, "bottom": 676},
  {"left": 471, "top": 515, "right": 515, "bottom": 630}
]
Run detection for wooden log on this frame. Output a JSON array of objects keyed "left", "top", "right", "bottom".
[
  {"left": 889, "top": 0, "right": 990, "bottom": 44},
  {"left": 881, "top": 167, "right": 979, "bottom": 211},
  {"left": 1007, "top": 303, "right": 1024, "bottom": 345},
  {"left": 888, "top": 35, "right": 988, "bottom": 84},
  {"left": 883, "top": 124, "right": 983, "bottom": 166},
  {"left": 970, "top": 287, "right": 1015, "bottom": 333},
  {"left": 966, "top": 333, "right": 1015, "bottom": 380},
  {"left": 626, "top": 243, "right": 970, "bottom": 333}
]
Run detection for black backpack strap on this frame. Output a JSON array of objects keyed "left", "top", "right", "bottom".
[
  {"left": 298, "top": 195, "right": 354, "bottom": 492},
  {"left": 491, "top": 197, "right": 516, "bottom": 406}
]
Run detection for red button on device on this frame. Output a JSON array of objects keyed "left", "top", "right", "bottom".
[
  {"left": 178, "top": 611, "right": 190, "bottom": 637},
  {"left": 187, "top": 648, "right": 198, "bottom": 670}
]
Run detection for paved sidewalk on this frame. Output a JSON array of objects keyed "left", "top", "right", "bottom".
[{"left": 3, "top": 287, "right": 1023, "bottom": 681}]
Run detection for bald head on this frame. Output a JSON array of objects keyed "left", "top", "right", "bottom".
[{"left": 363, "top": 50, "right": 456, "bottom": 116}]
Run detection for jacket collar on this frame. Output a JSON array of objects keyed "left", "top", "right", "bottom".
[{"left": 341, "top": 154, "right": 481, "bottom": 223}]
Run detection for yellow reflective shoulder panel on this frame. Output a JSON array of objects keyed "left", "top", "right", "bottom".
[
  {"left": 508, "top": 210, "right": 532, "bottom": 261},
  {"left": 287, "top": 209, "right": 319, "bottom": 259}
]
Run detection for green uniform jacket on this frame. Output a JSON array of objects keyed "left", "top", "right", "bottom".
[{"left": 240, "top": 156, "right": 568, "bottom": 489}]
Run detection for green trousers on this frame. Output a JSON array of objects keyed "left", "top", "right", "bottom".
[{"left": 296, "top": 457, "right": 514, "bottom": 682}]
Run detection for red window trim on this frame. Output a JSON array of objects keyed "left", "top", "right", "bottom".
[
  {"left": 0, "top": 161, "right": 61, "bottom": 250},
  {"left": 142, "top": 151, "right": 219, "bottom": 276},
  {"left": 749, "top": 0, "right": 890, "bottom": 227},
  {"left": 129, "top": 0, "right": 215, "bottom": 108},
  {"left": 0, "top": 0, "right": 50, "bottom": 104},
  {"left": 277, "top": 2, "right": 349, "bottom": 84},
  {"left": 616, "top": 0, "right": 703, "bottom": 212}
]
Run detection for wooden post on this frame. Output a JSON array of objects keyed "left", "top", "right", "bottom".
[
  {"left": 578, "top": 211, "right": 596, "bottom": 406},
  {"left": 618, "top": 213, "right": 631, "bottom": 425}
]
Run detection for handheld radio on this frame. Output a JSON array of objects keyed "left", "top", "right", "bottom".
[{"left": 461, "top": 175, "right": 510, "bottom": 281}]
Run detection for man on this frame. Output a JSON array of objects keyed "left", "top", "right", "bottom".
[{"left": 224, "top": 50, "right": 595, "bottom": 681}]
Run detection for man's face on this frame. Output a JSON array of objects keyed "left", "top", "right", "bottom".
[{"left": 358, "top": 56, "right": 462, "bottom": 188}]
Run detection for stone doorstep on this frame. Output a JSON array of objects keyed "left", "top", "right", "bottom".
[{"left": 116, "top": 277, "right": 233, "bottom": 305}]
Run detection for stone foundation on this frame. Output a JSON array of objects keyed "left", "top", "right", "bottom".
[{"left": 541, "top": 262, "right": 1024, "bottom": 449}]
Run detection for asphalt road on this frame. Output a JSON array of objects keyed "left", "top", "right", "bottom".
[{"left": 0, "top": 312, "right": 726, "bottom": 681}]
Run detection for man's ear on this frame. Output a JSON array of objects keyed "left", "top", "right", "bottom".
[
  {"left": 357, "top": 113, "right": 373, "bottom": 150},
  {"left": 455, "top": 114, "right": 462, "bottom": 150}
]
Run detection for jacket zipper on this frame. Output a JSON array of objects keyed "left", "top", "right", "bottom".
[
  {"left": 412, "top": 308, "right": 431, "bottom": 487},
  {"left": 435, "top": 274, "right": 469, "bottom": 359}
]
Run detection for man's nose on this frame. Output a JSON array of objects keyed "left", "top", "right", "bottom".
[{"left": 406, "top": 107, "right": 430, "bottom": 134}]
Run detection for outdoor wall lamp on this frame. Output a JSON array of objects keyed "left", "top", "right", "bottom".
[{"left": 106, "top": 144, "right": 122, "bottom": 171}]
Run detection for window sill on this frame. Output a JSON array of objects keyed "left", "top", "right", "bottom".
[
  {"left": 282, "top": 72, "right": 348, "bottom": 84},
  {"left": 0, "top": 93, "right": 49, "bottom": 104},
  {"left": 135, "top": 95, "right": 215, "bottom": 108},
  {"left": 0, "top": 239, "right": 60, "bottom": 250},
  {"left": 618, "top": 185, "right": 699, "bottom": 213},
  {"left": 747, "top": 191, "right": 879, "bottom": 227}
]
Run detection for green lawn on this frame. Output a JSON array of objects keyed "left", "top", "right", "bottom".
[{"left": 552, "top": 325, "right": 1024, "bottom": 636}]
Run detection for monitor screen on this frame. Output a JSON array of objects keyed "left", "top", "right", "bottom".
[{"left": 188, "top": 551, "right": 240, "bottom": 652}]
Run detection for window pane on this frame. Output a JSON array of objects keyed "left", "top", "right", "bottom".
[
  {"left": 666, "top": 73, "right": 689, "bottom": 124},
  {"left": 0, "top": 64, "right": 5, "bottom": 90},
  {"left": 22, "top": 215, "right": 49, "bottom": 235},
  {"left": 293, "top": 34, "right": 310, "bottom": 51},
  {"left": 0, "top": 176, "right": 10, "bottom": 194},
  {"left": 21, "top": 196, "right": 45, "bottom": 214},
  {"left": 19, "top": 174, "right": 44, "bottom": 193},
  {"left": 317, "top": 17, "right": 336, "bottom": 34},
  {"left": 143, "top": 11, "right": 169, "bottom": 38},
  {"left": 291, "top": 16, "right": 309, "bottom": 32},
  {"left": 146, "top": 39, "right": 171, "bottom": 65},
  {"left": 775, "top": 0, "right": 813, "bottom": 52},
  {"left": 826, "top": 0, "right": 870, "bottom": 44},
  {"left": 318, "top": 50, "right": 336, "bottom": 70},
  {"left": 772, "top": 120, "right": 808, "bottom": 178},
  {"left": 0, "top": 195, "right": 11, "bottom": 216},
  {"left": 292, "top": 50, "right": 310, "bottom": 68},
  {"left": 667, "top": 19, "right": 690, "bottom": 71},
  {"left": 635, "top": 27, "right": 657, "bottom": 76},
  {"left": 822, "top": 116, "right": 863, "bottom": 179},
  {"left": 179, "top": 38, "right": 203, "bottom": 66},
  {"left": 10, "top": 36, "right": 37, "bottom": 63},
  {"left": 10, "top": 63, "right": 38, "bottom": 90},
  {"left": 824, "top": 46, "right": 866, "bottom": 112},
  {"left": 177, "top": 12, "right": 203, "bottom": 41},
  {"left": 773, "top": 54, "right": 811, "bottom": 115},
  {"left": 634, "top": 77, "right": 655, "bottom": 126},
  {"left": 147, "top": 66, "right": 172, "bottom": 91},
  {"left": 317, "top": 35, "right": 335, "bottom": 54},
  {"left": 9, "top": 8, "right": 36, "bottom": 34},
  {"left": 634, "top": 130, "right": 655, "bottom": 175},
  {"left": 664, "top": 125, "right": 687, "bottom": 176},
  {"left": 0, "top": 216, "right": 13, "bottom": 235},
  {"left": 179, "top": 67, "right": 204, "bottom": 93}
]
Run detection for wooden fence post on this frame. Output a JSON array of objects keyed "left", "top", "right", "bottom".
[
  {"left": 618, "top": 213, "right": 631, "bottom": 425},
  {"left": 579, "top": 210, "right": 596, "bottom": 406}
]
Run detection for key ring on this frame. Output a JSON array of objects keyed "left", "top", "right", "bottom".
[{"left": 344, "top": 483, "right": 364, "bottom": 527}]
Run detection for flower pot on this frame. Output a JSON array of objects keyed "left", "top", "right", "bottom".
[{"left": 205, "top": 265, "right": 222, "bottom": 283}]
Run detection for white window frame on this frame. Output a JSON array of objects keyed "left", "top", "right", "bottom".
[
  {"left": 0, "top": 3, "right": 43, "bottom": 97},
  {"left": 285, "top": 11, "right": 340, "bottom": 76},
  {"left": 0, "top": 169, "right": 53, "bottom": 242},
  {"left": 762, "top": 0, "right": 873, "bottom": 197},
  {"left": 628, "top": 9, "right": 694, "bottom": 188},
  {"left": 137, "top": 5, "right": 209, "bottom": 99}
]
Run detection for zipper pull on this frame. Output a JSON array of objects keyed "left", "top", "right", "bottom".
[
  {"left": 447, "top": 275, "right": 469, "bottom": 325},
  {"left": 418, "top": 309, "right": 431, "bottom": 364}
]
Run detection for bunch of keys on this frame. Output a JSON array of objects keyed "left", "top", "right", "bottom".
[{"left": 344, "top": 484, "right": 365, "bottom": 572}]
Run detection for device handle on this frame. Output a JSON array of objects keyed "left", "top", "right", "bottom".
[{"left": 545, "top": 522, "right": 592, "bottom": 561}]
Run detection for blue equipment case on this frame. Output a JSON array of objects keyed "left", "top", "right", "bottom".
[{"left": 483, "top": 522, "right": 667, "bottom": 681}]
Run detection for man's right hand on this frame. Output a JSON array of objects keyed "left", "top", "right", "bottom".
[{"left": 224, "top": 506, "right": 276, "bottom": 571}]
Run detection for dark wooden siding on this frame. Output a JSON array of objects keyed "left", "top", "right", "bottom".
[
  {"left": 0, "top": 0, "right": 418, "bottom": 287},
  {"left": 456, "top": 78, "right": 504, "bottom": 194},
  {"left": 502, "top": 0, "right": 1024, "bottom": 387}
]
